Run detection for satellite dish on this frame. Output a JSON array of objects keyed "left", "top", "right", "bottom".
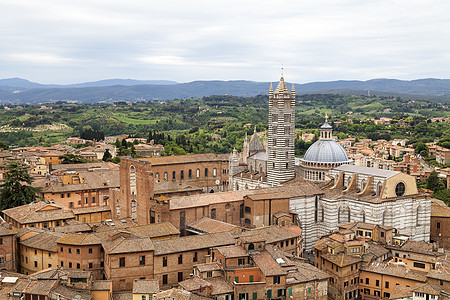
[{"left": 215, "top": 180, "right": 220, "bottom": 185}]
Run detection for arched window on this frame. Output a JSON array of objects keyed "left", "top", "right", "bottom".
[
  {"left": 131, "top": 199, "right": 137, "bottom": 220},
  {"left": 213, "top": 168, "right": 217, "bottom": 177},
  {"left": 164, "top": 172, "right": 168, "bottom": 181},
  {"left": 361, "top": 179, "right": 366, "bottom": 191},
  {"left": 130, "top": 165, "right": 136, "bottom": 196},
  {"left": 416, "top": 205, "right": 422, "bottom": 226},
  {"left": 180, "top": 170, "right": 184, "bottom": 180},
  {"left": 116, "top": 200, "right": 120, "bottom": 217},
  {"left": 205, "top": 168, "right": 209, "bottom": 177},
  {"left": 395, "top": 182, "right": 406, "bottom": 197},
  {"left": 245, "top": 184, "right": 249, "bottom": 190},
  {"left": 377, "top": 182, "right": 383, "bottom": 196},
  {"left": 188, "top": 169, "right": 192, "bottom": 179},
  {"left": 196, "top": 169, "right": 200, "bottom": 178},
  {"left": 210, "top": 208, "right": 216, "bottom": 219},
  {"left": 172, "top": 171, "right": 176, "bottom": 180},
  {"left": 248, "top": 243, "right": 255, "bottom": 251},
  {"left": 362, "top": 210, "right": 366, "bottom": 223},
  {"left": 236, "top": 183, "right": 239, "bottom": 191},
  {"left": 245, "top": 206, "right": 251, "bottom": 214},
  {"left": 155, "top": 172, "right": 160, "bottom": 182}
]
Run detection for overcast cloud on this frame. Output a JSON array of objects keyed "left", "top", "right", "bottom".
[{"left": 1, "top": 0, "right": 449, "bottom": 84}]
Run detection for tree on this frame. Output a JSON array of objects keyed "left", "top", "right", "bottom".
[
  {"left": 59, "top": 154, "right": 87, "bottom": 164},
  {"left": 0, "top": 162, "right": 41, "bottom": 212},
  {"left": 416, "top": 142, "right": 428, "bottom": 156},
  {"left": 102, "top": 149, "right": 112, "bottom": 161},
  {"left": 426, "top": 171, "right": 444, "bottom": 192}
]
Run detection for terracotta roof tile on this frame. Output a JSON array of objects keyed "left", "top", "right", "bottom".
[
  {"left": 153, "top": 232, "right": 234, "bottom": 255},
  {"left": 138, "top": 153, "right": 229, "bottom": 166},
  {"left": 187, "top": 217, "right": 240, "bottom": 234},
  {"left": 204, "top": 277, "right": 233, "bottom": 295},
  {"left": 252, "top": 250, "right": 286, "bottom": 276},
  {"left": 133, "top": 279, "right": 159, "bottom": 294},
  {"left": 2, "top": 201, "right": 75, "bottom": 224},
  {"left": 20, "top": 231, "right": 64, "bottom": 252},
  {"left": 102, "top": 236, "right": 155, "bottom": 254},
  {"left": 215, "top": 245, "right": 248, "bottom": 258}
]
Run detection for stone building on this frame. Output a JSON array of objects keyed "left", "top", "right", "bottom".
[
  {"left": 229, "top": 75, "right": 297, "bottom": 191},
  {"left": 297, "top": 115, "right": 353, "bottom": 181},
  {"left": 0, "top": 223, "right": 18, "bottom": 272},
  {"left": 292, "top": 164, "right": 431, "bottom": 250}
]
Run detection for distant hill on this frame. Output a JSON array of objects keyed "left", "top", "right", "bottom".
[{"left": 1, "top": 78, "right": 450, "bottom": 104}]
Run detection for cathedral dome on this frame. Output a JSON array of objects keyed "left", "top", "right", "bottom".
[{"left": 301, "top": 139, "right": 351, "bottom": 163}]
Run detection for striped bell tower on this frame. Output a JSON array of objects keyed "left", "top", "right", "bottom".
[{"left": 267, "top": 74, "right": 296, "bottom": 186}]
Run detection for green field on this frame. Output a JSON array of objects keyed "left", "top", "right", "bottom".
[{"left": 113, "top": 116, "right": 158, "bottom": 125}]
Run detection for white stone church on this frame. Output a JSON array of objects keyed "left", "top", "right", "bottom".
[{"left": 229, "top": 75, "right": 431, "bottom": 250}]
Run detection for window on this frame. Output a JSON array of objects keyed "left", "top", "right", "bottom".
[
  {"left": 365, "top": 278, "right": 369, "bottom": 284},
  {"left": 61, "top": 261, "right": 63, "bottom": 267},
  {"left": 413, "top": 262, "right": 426, "bottom": 269},
  {"left": 376, "top": 279, "right": 379, "bottom": 287},
  {"left": 85, "top": 197, "right": 88, "bottom": 204},
  {"left": 69, "top": 202, "right": 73, "bottom": 208},
  {"left": 162, "top": 274, "right": 168, "bottom": 285},
  {"left": 364, "top": 289, "right": 370, "bottom": 295},
  {"left": 119, "top": 257, "right": 125, "bottom": 267},
  {"left": 252, "top": 293, "right": 257, "bottom": 300},
  {"left": 278, "top": 289, "right": 286, "bottom": 297},
  {"left": 238, "top": 258, "right": 245, "bottom": 265},
  {"left": 381, "top": 231, "right": 385, "bottom": 237},
  {"left": 385, "top": 281, "right": 389, "bottom": 288},
  {"left": 172, "top": 171, "right": 176, "bottom": 180},
  {"left": 142, "top": 296, "right": 146, "bottom": 300},
  {"left": 207, "top": 271, "right": 212, "bottom": 277},
  {"left": 34, "top": 261, "right": 37, "bottom": 268},
  {"left": 213, "top": 168, "right": 217, "bottom": 177},
  {"left": 60, "top": 247, "right": 63, "bottom": 253},
  {"left": 92, "top": 196, "right": 96, "bottom": 203},
  {"left": 205, "top": 168, "right": 209, "bottom": 177},
  {"left": 284, "top": 127, "right": 290, "bottom": 135},
  {"left": 164, "top": 172, "right": 168, "bottom": 181},
  {"left": 76, "top": 249, "right": 80, "bottom": 254},
  {"left": 249, "top": 275, "right": 254, "bottom": 282},
  {"left": 69, "top": 248, "right": 72, "bottom": 254},
  {"left": 193, "top": 252, "right": 198, "bottom": 262},
  {"left": 89, "top": 248, "right": 93, "bottom": 254},
  {"left": 178, "top": 254, "right": 183, "bottom": 264},
  {"left": 273, "top": 276, "right": 280, "bottom": 284},
  {"left": 384, "top": 292, "right": 390, "bottom": 298},
  {"left": 88, "top": 263, "right": 93, "bottom": 269},
  {"left": 140, "top": 255, "right": 145, "bottom": 266},
  {"left": 235, "top": 276, "right": 239, "bottom": 283},
  {"left": 374, "top": 290, "right": 380, "bottom": 297},
  {"left": 211, "top": 208, "right": 216, "bottom": 219},
  {"left": 155, "top": 172, "right": 160, "bottom": 181},
  {"left": 48, "top": 264, "right": 52, "bottom": 268},
  {"left": 272, "top": 114, "right": 278, "bottom": 122},
  {"left": 437, "top": 222, "right": 441, "bottom": 229},
  {"left": 163, "top": 256, "right": 167, "bottom": 267},
  {"left": 284, "top": 114, "right": 291, "bottom": 122},
  {"left": 180, "top": 170, "right": 184, "bottom": 180},
  {"left": 69, "top": 262, "right": 72, "bottom": 268},
  {"left": 188, "top": 169, "right": 192, "bottom": 179},
  {"left": 196, "top": 169, "right": 200, "bottom": 178},
  {"left": 77, "top": 263, "right": 80, "bottom": 269},
  {"left": 267, "top": 289, "right": 272, "bottom": 298},
  {"left": 178, "top": 271, "right": 183, "bottom": 282},
  {"left": 61, "top": 194, "right": 65, "bottom": 198},
  {"left": 395, "top": 182, "right": 406, "bottom": 197}
]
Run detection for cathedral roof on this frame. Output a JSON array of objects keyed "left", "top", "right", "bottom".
[
  {"left": 274, "top": 76, "right": 290, "bottom": 94},
  {"left": 248, "top": 128, "right": 264, "bottom": 153},
  {"left": 301, "top": 139, "right": 351, "bottom": 164}
]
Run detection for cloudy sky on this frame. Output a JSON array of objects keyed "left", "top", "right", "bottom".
[{"left": 1, "top": 0, "right": 449, "bottom": 84}]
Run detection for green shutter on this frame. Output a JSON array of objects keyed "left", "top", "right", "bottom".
[
  {"left": 267, "top": 289, "right": 272, "bottom": 298},
  {"left": 235, "top": 276, "right": 239, "bottom": 283},
  {"left": 288, "top": 288, "right": 293, "bottom": 296},
  {"left": 249, "top": 275, "right": 254, "bottom": 282},
  {"left": 308, "top": 287, "right": 311, "bottom": 294},
  {"left": 252, "top": 292, "right": 257, "bottom": 299}
]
